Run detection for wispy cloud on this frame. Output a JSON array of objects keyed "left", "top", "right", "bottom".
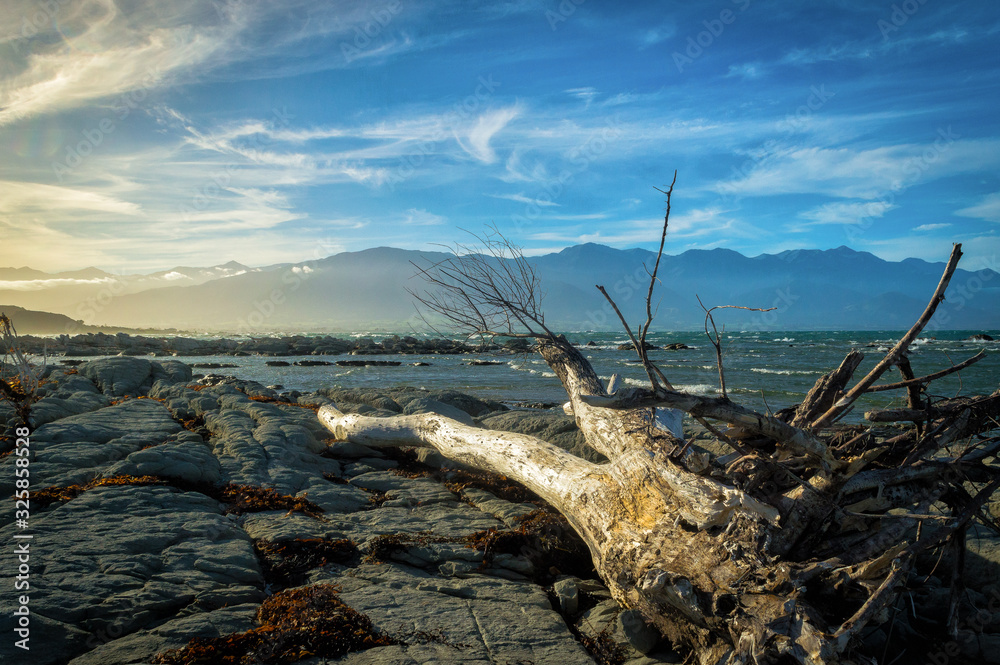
[
  {"left": 456, "top": 106, "right": 520, "bottom": 163},
  {"left": 488, "top": 193, "right": 560, "bottom": 206},
  {"left": 955, "top": 193, "right": 1000, "bottom": 223},
  {"left": 913, "top": 223, "right": 952, "bottom": 232},
  {"left": 402, "top": 208, "right": 446, "bottom": 225},
  {"left": 726, "top": 63, "right": 764, "bottom": 80},
  {"left": 797, "top": 201, "right": 896, "bottom": 227}
]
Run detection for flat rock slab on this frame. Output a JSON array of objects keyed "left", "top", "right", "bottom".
[
  {"left": 65, "top": 603, "right": 260, "bottom": 665},
  {"left": 0, "top": 398, "right": 183, "bottom": 495},
  {"left": 0, "top": 485, "right": 263, "bottom": 665},
  {"left": 316, "top": 564, "right": 595, "bottom": 665}
]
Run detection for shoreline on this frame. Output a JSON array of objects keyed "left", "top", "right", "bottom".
[{"left": 2, "top": 357, "right": 999, "bottom": 664}]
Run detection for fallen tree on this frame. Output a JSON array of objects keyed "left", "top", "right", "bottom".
[{"left": 319, "top": 180, "right": 999, "bottom": 664}]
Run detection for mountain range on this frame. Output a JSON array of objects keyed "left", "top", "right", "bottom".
[{"left": 2, "top": 244, "right": 997, "bottom": 333}]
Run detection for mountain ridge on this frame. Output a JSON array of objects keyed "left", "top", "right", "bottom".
[{"left": 2, "top": 245, "right": 996, "bottom": 332}]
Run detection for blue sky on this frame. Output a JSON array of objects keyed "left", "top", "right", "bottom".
[{"left": 1, "top": 0, "right": 999, "bottom": 274}]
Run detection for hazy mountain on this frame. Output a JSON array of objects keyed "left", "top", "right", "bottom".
[
  {"left": 6, "top": 245, "right": 998, "bottom": 332},
  {"left": 0, "top": 305, "right": 92, "bottom": 335},
  {"left": 0, "top": 261, "right": 256, "bottom": 319}
]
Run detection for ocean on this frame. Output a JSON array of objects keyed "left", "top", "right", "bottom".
[{"left": 66, "top": 330, "right": 1000, "bottom": 424}]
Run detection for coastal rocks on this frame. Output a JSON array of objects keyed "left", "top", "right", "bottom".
[
  {"left": 105, "top": 433, "right": 222, "bottom": 484},
  {"left": 337, "top": 360, "right": 402, "bottom": 367},
  {"left": 11, "top": 397, "right": 183, "bottom": 491},
  {"left": 578, "top": 600, "right": 677, "bottom": 662},
  {"left": 65, "top": 603, "right": 260, "bottom": 665},
  {"left": 319, "top": 386, "right": 506, "bottom": 419},
  {"left": 0, "top": 485, "right": 263, "bottom": 665},
  {"left": 618, "top": 342, "right": 658, "bottom": 351},
  {"left": 481, "top": 410, "right": 600, "bottom": 463},
  {"left": 78, "top": 357, "right": 192, "bottom": 397},
  {"left": 969, "top": 333, "right": 995, "bottom": 341},
  {"left": 401, "top": 396, "right": 476, "bottom": 426},
  {"left": 19, "top": 332, "right": 516, "bottom": 358},
  {"left": 313, "top": 564, "right": 595, "bottom": 664},
  {"left": 0, "top": 362, "right": 627, "bottom": 664}
]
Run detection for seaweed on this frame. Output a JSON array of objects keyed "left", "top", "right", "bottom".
[
  {"left": 152, "top": 584, "right": 396, "bottom": 665},
  {"left": 27, "top": 476, "right": 325, "bottom": 520},
  {"left": 218, "top": 484, "right": 325, "bottom": 519},
  {"left": 441, "top": 468, "right": 541, "bottom": 505},
  {"left": 254, "top": 538, "right": 358, "bottom": 586},
  {"left": 363, "top": 531, "right": 460, "bottom": 564},
  {"left": 31, "top": 475, "right": 168, "bottom": 508}
]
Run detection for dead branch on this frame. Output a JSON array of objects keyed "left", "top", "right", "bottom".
[
  {"left": 696, "top": 298, "right": 776, "bottom": 399},
  {"left": 329, "top": 201, "right": 997, "bottom": 665},
  {"left": 810, "top": 244, "right": 963, "bottom": 427},
  {"left": 865, "top": 350, "right": 986, "bottom": 393}
]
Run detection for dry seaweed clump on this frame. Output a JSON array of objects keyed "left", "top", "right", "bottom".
[
  {"left": 31, "top": 475, "right": 168, "bottom": 508},
  {"left": 152, "top": 584, "right": 396, "bottom": 665},
  {"left": 442, "top": 468, "right": 541, "bottom": 505},
  {"left": 363, "top": 531, "right": 460, "bottom": 564},
  {"left": 218, "top": 484, "right": 325, "bottom": 519},
  {"left": 255, "top": 538, "right": 358, "bottom": 585}
]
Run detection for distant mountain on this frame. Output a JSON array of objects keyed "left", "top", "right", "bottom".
[
  {"left": 57, "top": 244, "right": 999, "bottom": 332},
  {"left": 0, "top": 305, "right": 92, "bottom": 335},
  {"left": 0, "top": 261, "right": 259, "bottom": 321}
]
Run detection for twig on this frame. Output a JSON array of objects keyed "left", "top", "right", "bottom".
[
  {"left": 866, "top": 350, "right": 984, "bottom": 393},
  {"left": 696, "top": 298, "right": 776, "bottom": 399},
  {"left": 813, "top": 244, "right": 964, "bottom": 427}
]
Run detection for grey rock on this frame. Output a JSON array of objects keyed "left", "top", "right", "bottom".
[
  {"left": 66, "top": 603, "right": 260, "bottom": 665},
  {"left": 78, "top": 358, "right": 158, "bottom": 397},
  {"left": 318, "top": 564, "right": 594, "bottom": 664},
  {"left": 461, "top": 487, "right": 538, "bottom": 526},
  {"left": 0, "top": 398, "right": 182, "bottom": 494},
  {"left": 617, "top": 609, "right": 660, "bottom": 654},
  {"left": 105, "top": 435, "right": 222, "bottom": 484},
  {"left": 0, "top": 485, "right": 263, "bottom": 664},
  {"left": 554, "top": 577, "right": 580, "bottom": 615},
  {"left": 402, "top": 397, "right": 476, "bottom": 426},
  {"left": 481, "top": 410, "right": 603, "bottom": 463}
]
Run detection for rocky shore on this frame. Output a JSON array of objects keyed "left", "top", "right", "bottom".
[
  {"left": 16, "top": 333, "right": 533, "bottom": 358},
  {"left": 0, "top": 358, "right": 674, "bottom": 665},
  {"left": 2, "top": 358, "right": 999, "bottom": 664}
]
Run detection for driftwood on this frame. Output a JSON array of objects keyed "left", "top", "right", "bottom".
[{"left": 319, "top": 191, "right": 999, "bottom": 663}]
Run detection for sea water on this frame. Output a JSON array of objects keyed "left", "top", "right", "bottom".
[{"left": 62, "top": 330, "right": 1000, "bottom": 424}]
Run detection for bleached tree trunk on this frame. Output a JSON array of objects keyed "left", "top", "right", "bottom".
[
  {"left": 323, "top": 335, "right": 829, "bottom": 665},
  {"left": 321, "top": 232, "right": 1000, "bottom": 664}
]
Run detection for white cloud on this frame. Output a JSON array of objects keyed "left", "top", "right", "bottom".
[
  {"left": 488, "top": 193, "right": 560, "bottom": 207},
  {"left": 0, "top": 181, "right": 142, "bottom": 216},
  {"left": 797, "top": 201, "right": 896, "bottom": 226},
  {"left": 913, "top": 223, "right": 952, "bottom": 232},
  {"left": 714, "top": 139, "right": 1000, "bottom": 200},
  {"left": 402, "top": 208, "right": 446, "bottom": 226},
  {"left": 456, "top": 106, "right": 520, "bottom": 163},
  {"left": 0, "top": 277, "right": 120, "bottom": 291},
  {"left": 566, "top": 87, "right": 598, "bottom": 106},
  {"left": 955, "top": 192, "right": 1000, "bottom": 223},
  {"left": 726, "top": 63, "right": 763, "bottom": 80}
]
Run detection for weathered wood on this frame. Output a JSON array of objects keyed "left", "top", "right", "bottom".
[
  {"left": 338, "top": 230, "right": 999, "bottom": 664},
  {"left": 791, "top": 350, "right": 863, "bottom": 427},
  {"left": 865, "top": 349, "right": 985, "bottom": 393},
  {"left": 811, "top": 243, "right": 963, "bottom": 427}
]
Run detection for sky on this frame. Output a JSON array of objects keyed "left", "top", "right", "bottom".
[{"left": 1, "top": 0, "right": 999, "bottom": 274}]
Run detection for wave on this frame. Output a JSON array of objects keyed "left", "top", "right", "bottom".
[{"left": 750, "top": 368, "right": 817, "bottom": 376}]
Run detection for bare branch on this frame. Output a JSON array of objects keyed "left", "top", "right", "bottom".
[
  {"left": 865, "top": 350, "right": 986, "bottom": 393},
  {"left": 408, "top": 226, "right": 555, "bottom": 340},
  {"left": 696, "top": 298, "right": 777, "bottom": 399},
  {"left": 811, "top": 243, "right": 964, "bottom": 427}
]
